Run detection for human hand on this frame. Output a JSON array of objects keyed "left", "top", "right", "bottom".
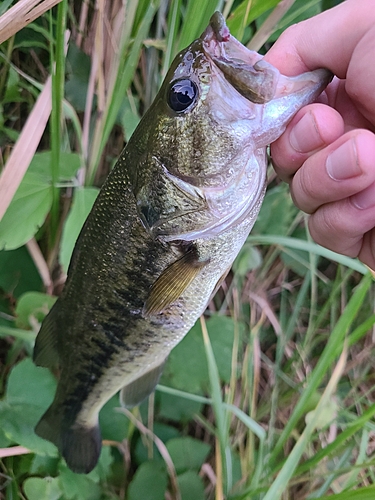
[{"left": 264, "top": 0, "right": 375, "bottom": 270}]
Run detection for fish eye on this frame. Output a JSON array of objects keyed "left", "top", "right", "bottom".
[{"left": 167, "top": 79, "right": 198, "bottom": 112}]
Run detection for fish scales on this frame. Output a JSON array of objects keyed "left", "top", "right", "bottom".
[{"left": 33, "top": 11, "right": 332, "bottom": 473}]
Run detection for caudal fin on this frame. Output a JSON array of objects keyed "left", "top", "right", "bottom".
[{"left": 35, "top": 403, "right": 102, "bottom": 474}]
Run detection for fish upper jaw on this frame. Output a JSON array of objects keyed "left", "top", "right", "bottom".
[{"left": 201, "top": 12, "right": 332, "bottom": 108}]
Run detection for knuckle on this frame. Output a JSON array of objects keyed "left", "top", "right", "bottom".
[
  {"left": 308, "top": 204, "right": 361, "bottom": 256},
  {"left": 292, "top": 164, "right": 318, "bottom": 213}
]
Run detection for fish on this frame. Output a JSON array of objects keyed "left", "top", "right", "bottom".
[{"left": 33, "top": 11, "right": 332, "bottom": 474}]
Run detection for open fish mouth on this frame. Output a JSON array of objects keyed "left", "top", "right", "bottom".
[{"left": 202, "top": 12, "right": 332, "bottom": 104}]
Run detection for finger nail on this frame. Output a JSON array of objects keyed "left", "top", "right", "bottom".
[
  {"left": 326, "top": 139, "right": 362, "bottom": 180},
  {"left": 351, "top": 181, "right": 375, "bottom": 209},
  {"left": 289, "top": 111, "right": 324, "bottom": 153}
]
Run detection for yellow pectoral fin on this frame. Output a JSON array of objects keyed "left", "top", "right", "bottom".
[{"left": 144, "top": 249, "right": 208, "bottom": 316}]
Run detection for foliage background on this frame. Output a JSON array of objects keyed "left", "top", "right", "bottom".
[{"left": 1, "top": 0, "right": 375, "bottom": 499}]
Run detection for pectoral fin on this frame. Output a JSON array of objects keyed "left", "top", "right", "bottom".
[
  {"left": 144, "top": 248, "right": 208, "bottom": 316},
  {"left": 120, "top": 358, "right": 167, "bottom": 408}
]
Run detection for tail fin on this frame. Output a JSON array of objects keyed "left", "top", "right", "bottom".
[{"left": 35, "top": 403, "right": 101, "bottom": 474}]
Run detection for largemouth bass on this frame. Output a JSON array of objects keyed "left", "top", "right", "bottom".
[{"left": 33, "top": 12, "right": 331, "bottom": 473}]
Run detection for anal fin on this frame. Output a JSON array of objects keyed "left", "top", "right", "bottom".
[
  {"left": 144, "top": 247, "right": 208, "bottom": 316},
  {"left": 210, "top": 265, "right": 231, "bottom": 301},
  {"left": 120, "top": 358, "right": 167, "bottom": 408}
]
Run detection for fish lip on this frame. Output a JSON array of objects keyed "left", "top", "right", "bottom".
[
  {"left": 200, "top": 12, "right": 332, "bottom": 104},
  {"left": 201, "top": 12, "right": 264, "bottom": 71},
  {"left": 200, "top": 13, "right": 278, "bottom": 104}
]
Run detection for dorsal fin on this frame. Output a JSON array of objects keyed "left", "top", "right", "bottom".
[
  {"left": 120, "top": 358, "right": 167, "bottom": 408},
  {"left": 143, "top": 247, "right": 208, "bottom": 316},
  {"left": 33, "top": 305, "right": 60, "bottom": 368}
]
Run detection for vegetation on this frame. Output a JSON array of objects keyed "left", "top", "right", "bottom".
[{"left": 0, "top": 0, "right": 374, "bottom": 499}]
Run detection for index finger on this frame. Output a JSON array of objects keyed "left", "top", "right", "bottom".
[{"left": 263, "top": 0, "right": 375, "bottom": 77}]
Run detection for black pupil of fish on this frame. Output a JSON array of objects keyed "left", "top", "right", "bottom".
[{"left": 168, "top": 79, "right": 197, "bottom": 112}]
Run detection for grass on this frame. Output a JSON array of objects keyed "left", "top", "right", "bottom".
[{"left": 1, "top": 0, "right": 374, "bottom": 499}]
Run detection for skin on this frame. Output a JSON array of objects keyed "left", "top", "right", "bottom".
[{"left": 263, "top": 0, "right": 375, "bottom": 270}]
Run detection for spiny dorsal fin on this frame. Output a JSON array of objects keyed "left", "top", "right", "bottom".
[
  {"left": 120, "top": 358, "right": 167, "bottom": 408},
  {"left": 143, "top": 247, "right": 208, "bottom": 316},
  {"left": 33, "top": 306, "right": 60, "bottom": 368}
]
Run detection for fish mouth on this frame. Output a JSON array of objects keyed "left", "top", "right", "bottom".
[{"left": 201, "top": 12, "right": 332, "bottom": 105}]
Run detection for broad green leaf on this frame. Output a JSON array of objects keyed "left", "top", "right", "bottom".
[
  {"left": 233, "top": 245, "right": 262, "bottom": 276},
  {"left": 166, "top": 437, "right": 210, "bottom": 474},
  {"left": 0, "top": 426, "right": 11, "bottom": 448},
  {"left": 127, "top": 460, "right": 168, "bottom": 500},
  {"left": 6, "top": 358, "right": 56, "bottom": 406},
  {"left": 0, "top": 246, "right": 43, "bottom": 297},
  {"left": 162, "top": 316, "right": 243, "bottom": 394},
  {"left": 22, "top": 151, "right": 81, "bottom": 182},
  {"left": 0, "top": 152, "right": 81, "bottom": 250},
  {"left": 59, "top": 187, "right": 99, "bottom": 273},
  {"left": 99, "top": 394, "right": 130, "bottom": 443},
  {"left": 253, "top": 185, "right": 296, "bottom": 236},
  {"left": 3, "top": 67, "right": 22, "bottom": 103},
  {"left": 58, "top": 462, "right": 102, "bottom": 500},
  {"left": 0, "top": 359, "right": 57, "bottom": 456},
  {"left": 0, "top": 174, "right": 52, "bottom": 250},
  {"left": 118, "top": 96, "right": 140, "bottom": 141},
  {"left": 157, "top": 391, "right": 203, "bottom": 423},
  {"left": 15, "top": 292, "right": 56, "bottom": 330},
  {"left": 0, "top": 402, "right": 57, "bottom": 456},
  {"left": 30, "top": 454, "right": 60, "bottom": 476},
  {"left": 134, "top": 423, "right": 180, "bottom": 465},
  {"left": 65, "top": 44, "right": 92, "bottom": 112},
  {"left": 23, "top": 477, "right": 62, "bottom": 500},
  {"left": 87, "top": 445, "right": 114, "bottom": 483},
  {"left": 0, "top": 0, "right": 13, "bottom": 16},
  {"left": 178, "top": 470, "right": 205, "bottom": 500}
]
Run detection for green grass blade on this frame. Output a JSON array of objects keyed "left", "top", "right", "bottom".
[
  {"left": 177, "top": 0, "right": 219, "bottom": 52},
  {"left": 247, "top": 235, "right": 368, "bottom": 274},
  {"left": 49, "top": 0, "right": 67, "bottom": 248},
  {"left": 0, "top": 326, "right": 36, "bottom": 342},
  {"left": 270, "top": 274, "right": 373, "bottom": 464},
  {"left": 263, "top": 344, "right": 347, "bottom": 500},
  {"left": 324, "top": 486, "right": 375, "bottom": 499},
  {"left": 87, "top": 1, "right": 159, "bottom": 185},
  {"left": 162, "top": 0, "right": 181, "bottom": 77},
  {"left": 200, "top": 316, "right": 232, "bottom": 493},
  {"left": 156, "top": 384, "right": 265, "bottom": 440},
  {"left": 296, "top": 402, "right": 375, "bottom": 475}
]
